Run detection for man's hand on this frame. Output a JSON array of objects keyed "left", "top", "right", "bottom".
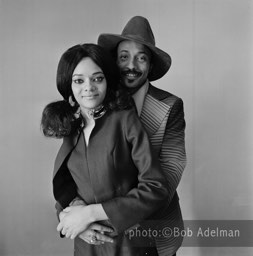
[{"left": 79, "top": 223, "right": 114, "bottom": 245}]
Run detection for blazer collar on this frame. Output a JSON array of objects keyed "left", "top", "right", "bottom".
[{"left": 140, "top": 84, "right": 171, "bottom": 136}]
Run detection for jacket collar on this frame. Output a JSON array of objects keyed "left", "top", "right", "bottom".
[{"left": 140, "top": 84, "right": 171, "bottom": 136}]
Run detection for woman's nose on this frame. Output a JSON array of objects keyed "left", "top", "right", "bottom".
[{"left": 83, "top": 79, "right": 96, "bottom": 91}]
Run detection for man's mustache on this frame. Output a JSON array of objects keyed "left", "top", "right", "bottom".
[{"left": 121, "top": 69, "right": 142, "bottom": 76}]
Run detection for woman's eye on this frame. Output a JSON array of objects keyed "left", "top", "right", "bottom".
[
  {"left": 73, "top": 79, "right": 83, "bottom": 84},
  {"left": 93, "top": 76, "right": 105, "bottom": 83}
]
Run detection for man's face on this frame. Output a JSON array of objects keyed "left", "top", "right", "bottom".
[{"left": 117, "top": 40, "right": 152, "bottom": 91}]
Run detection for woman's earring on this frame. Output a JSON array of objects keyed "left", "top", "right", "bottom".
[
  {"left": 69, "top": 96, "right": 80, "bottom": 118},
  {"left": 69, "top": 96, "right": 76, "bottom": 107},
  {"left": 74, "top": 107, "right": 81, "bottom": 119}
]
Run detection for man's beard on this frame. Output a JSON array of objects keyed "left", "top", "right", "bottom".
[{"left": 120, "top": 78, "right": 147, "bottom": 95}]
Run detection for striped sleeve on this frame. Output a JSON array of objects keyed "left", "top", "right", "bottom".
[{"left": 160, "top": 97, "right": 186, "bottom": 202}]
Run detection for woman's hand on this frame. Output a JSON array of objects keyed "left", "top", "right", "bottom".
[
  {"left": 57, "top": 205, "right": 94, "bottom": 239},
  {"left": 79, "top": 223, "right": 114, "bottom": 245}
]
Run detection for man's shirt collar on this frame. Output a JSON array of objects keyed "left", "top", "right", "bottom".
[{"left": 132, "top": 80, "right": 149, "bottom": 116}]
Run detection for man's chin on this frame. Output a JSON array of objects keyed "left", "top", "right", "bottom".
[
  {"left": 122, "top": 77, "right": 140, "bottom": 88},
  {"left": 121, "top": 79, "right": 146, "bottom": 95}
]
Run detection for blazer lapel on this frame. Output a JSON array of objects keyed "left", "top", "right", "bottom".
[
  {"left": 140, "top": 84, "right": 171, "bottom": 136},
  {"left": 53, "top": 132, "right": 80, "bottom": 178}
]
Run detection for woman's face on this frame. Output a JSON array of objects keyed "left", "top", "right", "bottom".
[{"left": 71, "top": 57, "right": 107, "bottom": 112}]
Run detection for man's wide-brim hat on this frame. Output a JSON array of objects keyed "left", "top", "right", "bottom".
[{"left": 98, "top": 16, "right": 171, "bottom": 81}]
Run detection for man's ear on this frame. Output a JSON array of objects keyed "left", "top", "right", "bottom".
[{"left": 149, "top": 63, "right": 153, "bottom": 74}]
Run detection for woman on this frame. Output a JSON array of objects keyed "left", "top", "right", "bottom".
[{"left": 41, "top": 43, "right": 168, "bottom": 255}]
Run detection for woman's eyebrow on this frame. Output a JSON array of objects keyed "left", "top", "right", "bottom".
[
  {"left": 72, "top": 72, "right": 103, "bottom": 78},
  {"left": 92, "top": 71, "right": 104, "bottom": 75},
  {"left": 72, "top": 74, "right": 83, "bottom": 78}
]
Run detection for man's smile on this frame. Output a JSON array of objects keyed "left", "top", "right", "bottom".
[{"left": 122, "top": 71, "right": 142, "bottom": 80}]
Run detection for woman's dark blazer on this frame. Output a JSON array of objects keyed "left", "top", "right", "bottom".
[{"left": 52, "top": 108, "right": 169, "bottom": 234}]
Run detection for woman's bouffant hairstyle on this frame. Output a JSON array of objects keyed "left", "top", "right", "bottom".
[
  {"left": 57, "top": 43, "right": 119, "bottom": 104},
  {"left": 41, "top": 43, "right": 133, "bottom": 138}
]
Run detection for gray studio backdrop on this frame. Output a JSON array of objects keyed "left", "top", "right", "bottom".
[{"left": 1, "top": 0, "right": 252, "bottom": 255}]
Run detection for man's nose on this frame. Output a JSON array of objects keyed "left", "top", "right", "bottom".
[{"left": 126, "top": 57, "right": 136, "bottom": 69}]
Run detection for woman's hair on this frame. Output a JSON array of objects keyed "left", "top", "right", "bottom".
[
  {"left": 57, "top": 43, "right": 119, "bottom": 105},
  {"left": 41, "top": 43, "right": 133, "bottom": 138}
]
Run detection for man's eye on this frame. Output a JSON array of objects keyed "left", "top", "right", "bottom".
[
  {"left": 73, "top": 79, "right": 83, "bottom": 84},
  {"left": 119, "top": 55, "right": 128, "bottom": 61},
  {"left": 137, "top": 55, "right": 147, "bottom": 62}
]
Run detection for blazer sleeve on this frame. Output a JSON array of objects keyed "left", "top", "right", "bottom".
[
  {"left": 53, "top": 156, "right": 78, "bottom": 212},
  {"left": 53, "top": 157, "right": 78, "bottom": 238},
  {"left": 102, "top": 109, "right": 169, "bottom": 233},
  {"left": 161, "top": 97, "right": 186, "bottom": 203}
]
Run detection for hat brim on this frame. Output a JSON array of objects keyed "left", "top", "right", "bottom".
[{"left": 98, "top": 33, "right": 171, "bottom": 81}]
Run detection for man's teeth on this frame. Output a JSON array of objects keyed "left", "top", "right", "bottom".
[{"left": 126, "top": 73, "right": 138, "bottom": 77}]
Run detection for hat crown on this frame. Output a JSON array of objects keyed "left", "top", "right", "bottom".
[{"left": 121, "top": 16, "right": 155, "bottom": 46}]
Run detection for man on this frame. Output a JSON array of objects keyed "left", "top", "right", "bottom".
[{"left": 97, "top": 16, "right": 187, "bottom": 256}]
